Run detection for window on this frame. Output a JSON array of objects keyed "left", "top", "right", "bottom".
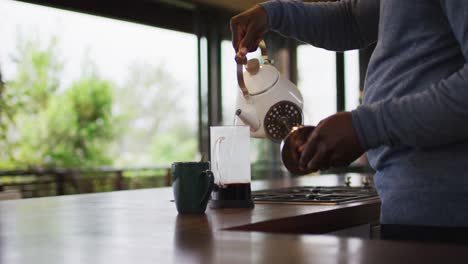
[
  {"left": 297, "top": 45, "right": 336, "bottom": 125},
  {"left": 0, "top": 1, "right": 198, "bottom": 169},
  {"left": 345, "top": 50, "right": 361, "bottom": 111}
]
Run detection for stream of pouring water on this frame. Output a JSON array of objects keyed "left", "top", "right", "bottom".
[
  {"left": 233, "top": 114, "right": 239, "bottom": 126},
  {"left": 221, "top": 114, "right": 241, "bottom": 186},
  {"left": 229, "top": 114, "right": 239, "bottom": 176}
]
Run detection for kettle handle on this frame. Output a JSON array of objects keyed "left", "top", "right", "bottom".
[{"left": 236, "top": 40, "right": 270, "bottom": 98}]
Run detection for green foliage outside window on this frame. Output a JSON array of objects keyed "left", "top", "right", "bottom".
[
  {"left": 0, "top": 36, "right": 198, "bottom": 170},
  {"left": 39, "top": 77, "right": 115, "bottom": 167},
  {"left": 0, "top": 38, "right": 116, "bottom": 168}
]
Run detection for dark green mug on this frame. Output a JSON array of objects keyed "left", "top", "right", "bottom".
[{"left": 171, "top": 162, "right": 214, "bottom": 214}]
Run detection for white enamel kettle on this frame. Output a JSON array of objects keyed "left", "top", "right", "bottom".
[{"left": 235, "top": 40, "right": 304, "bottom": 143}]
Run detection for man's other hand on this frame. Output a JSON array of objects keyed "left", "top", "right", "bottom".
[{"left": 299, "top": 112, "right": 365, "bottom": 172}]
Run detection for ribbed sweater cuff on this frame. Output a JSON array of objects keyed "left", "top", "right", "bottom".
[
  {"left": 258, "top": 0, "right": 283, "bottom": 30},
  {"left": 351, "top": 102, "right": 391, "bottom": 150}
]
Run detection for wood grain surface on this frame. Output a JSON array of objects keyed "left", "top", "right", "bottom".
[{"left": 0, "top": 174, "right": 467, "bottom": 264}]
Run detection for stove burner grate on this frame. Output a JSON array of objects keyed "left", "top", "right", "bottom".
[{"left": 252, "top": 186, "right": 379, "bottom": 205}]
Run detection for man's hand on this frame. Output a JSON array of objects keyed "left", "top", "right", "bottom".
[
  {"left": 299, "top": 112, "right": 365, "bottom": 172},
  {"left": 230, "top": 5, "right": 268, "bottom": 64}
]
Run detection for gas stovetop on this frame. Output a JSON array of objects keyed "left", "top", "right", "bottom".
[{"left": 252, "top": 186, "right": 379, "bottom": 205}]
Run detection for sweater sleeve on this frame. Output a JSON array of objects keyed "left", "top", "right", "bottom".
[
  {"left": 351, "top": 1, "right": 468, "bottom": 150},
  {"left": 259, "top": 0, "right": 380, "bottom": 51}
]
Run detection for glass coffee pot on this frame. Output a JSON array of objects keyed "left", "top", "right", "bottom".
[{"left": 209, "top": 126, "right": 254, "bottom": 209}]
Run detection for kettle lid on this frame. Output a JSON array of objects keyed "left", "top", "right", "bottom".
[{"left": 244, "top": 59, "right": 279, "bottom": 96}]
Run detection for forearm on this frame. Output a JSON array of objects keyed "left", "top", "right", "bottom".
[
  {"left": 260, "top": 0, "right": 379, "bottom": 51},
  {"left": 352, "top": 65, "right": 468, "bottom": 149}
]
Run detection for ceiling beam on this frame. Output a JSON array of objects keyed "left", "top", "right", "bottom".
[{"left": 16, "top": 0, "right": 196, "bottom": 34}]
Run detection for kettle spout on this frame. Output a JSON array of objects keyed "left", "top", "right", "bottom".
[{"left": 236, "top": 109, "right": 260, "bottom": 132}]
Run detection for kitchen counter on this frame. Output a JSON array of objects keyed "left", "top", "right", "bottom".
[{"left": 0, "top": 174, "right": 467, "bottom": 264}]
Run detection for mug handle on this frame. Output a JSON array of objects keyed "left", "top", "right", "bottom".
[
  {"left": 200, "top": 170, "right": 214, "bottom": 207},
  {"left": 213, "top": 136, "right": 226, "bottom": 186}
]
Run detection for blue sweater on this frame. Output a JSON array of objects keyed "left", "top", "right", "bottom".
[{"left": 261, "top": 0, "right": 468, "bottom": 226}]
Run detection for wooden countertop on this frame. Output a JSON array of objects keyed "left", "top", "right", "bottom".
[{"left": 1, "top": 174, "right": 467, "bottom": 264}]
